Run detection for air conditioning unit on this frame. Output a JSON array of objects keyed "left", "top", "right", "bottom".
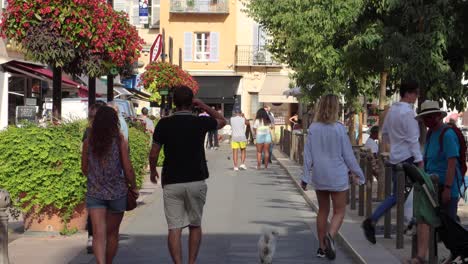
[{"left": 253, "top": 51, "right": 266, "bottom": 65}]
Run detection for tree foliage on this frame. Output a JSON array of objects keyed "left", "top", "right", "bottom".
[{"left": 244, "top": 0, "right": 468, "bottom": 109}]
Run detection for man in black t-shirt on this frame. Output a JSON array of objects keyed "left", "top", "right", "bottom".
[{"left": 148, "top": 86, "right": 226, "bottom": 264}]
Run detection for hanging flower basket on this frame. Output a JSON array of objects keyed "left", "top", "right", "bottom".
[
  {"left": 140, "top": 62, "right": 199, "bottom": 102},
  {"left": 0, "top": 0, "right": 143, "bottom": 77}
]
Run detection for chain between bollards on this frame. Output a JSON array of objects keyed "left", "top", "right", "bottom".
[{"left": 0, "top": 189, "right": 11, "bottom": 264}]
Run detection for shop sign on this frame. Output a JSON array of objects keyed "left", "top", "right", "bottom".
[
  {"left": 150, "top": 34, "right": 163, "bottom": 62},
  {"left": 16, "top": 106, "right": 37, "bottom": 125},
  {"left": 139, "top": 0, "right": 149, "bottom": 24}
]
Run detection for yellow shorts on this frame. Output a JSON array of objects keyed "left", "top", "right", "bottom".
[{"left": 231, "top": 141, "right": 247, "bottom": 149}]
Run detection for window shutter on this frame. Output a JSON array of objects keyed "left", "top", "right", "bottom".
[
  {"left": 253, "top": 23, "right": 259, "bottom": 47},
  {"left": 210, "top": 32, "right": 220, "bottom": 62},
  {"left": 150, "top": 0, "right": 160, "bottom": 28},
  {"left": 184, "top": 32, "right": 193, "bottom": 62}
]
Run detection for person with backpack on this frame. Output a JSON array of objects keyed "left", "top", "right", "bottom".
[{"left": 405, "top": 100, "right": 465, "bottom": 264}]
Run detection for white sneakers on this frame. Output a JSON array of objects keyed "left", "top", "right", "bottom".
[{"left": 234, "top": 164, "right": 247, "bottom": 171}]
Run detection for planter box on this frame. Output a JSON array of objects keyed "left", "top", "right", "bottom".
[{"left": 24, "top": 203, "right": 87, "bottom": 232}]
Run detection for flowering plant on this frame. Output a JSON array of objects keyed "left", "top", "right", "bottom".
[
  {"left": 140, "top": 62, "right": 199, "bottom": 102},
  {"left": 0, "top": 0, "right": 144, "bottom": 76}
]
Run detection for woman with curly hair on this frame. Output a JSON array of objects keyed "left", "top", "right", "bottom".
[
  {"left": 302, "top": 94, "right": 364, "bottom": 260},
  {"left": 81, "top": 106, "right": 138, "bottom": 264}
]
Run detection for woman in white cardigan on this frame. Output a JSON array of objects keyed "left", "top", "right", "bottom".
[{"left": 302, "top": 94, "right": 365, "bottom": 260}]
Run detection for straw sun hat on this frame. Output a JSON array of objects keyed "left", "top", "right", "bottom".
[{"left": 415, "top": 100, "right": 447, "bottom": 119}]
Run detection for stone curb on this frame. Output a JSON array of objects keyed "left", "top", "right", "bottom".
[{"left": 273, "top": 149, "right": 400, "bottom": 264}]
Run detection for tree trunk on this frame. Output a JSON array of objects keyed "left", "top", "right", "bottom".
[
  {"left": 377, "top": 71, "right": 388, "bottom": 200},
  {"left": 349, "top": 110, "right": 357, "bottom": 145},
  {"left": 52, "top": 66, "right": 62, "bottom": 122},
  {"left": 88, "top": 77, "right": 96, "bottom": 108}
]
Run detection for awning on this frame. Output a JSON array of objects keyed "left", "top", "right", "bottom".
[
  {"left": 194, "top": 76, "right": 241, "bottom": 104},
  {"left": 7, "top": 61, "right": 82, "bottom": 88},
  {"left": 259, "top": 75, "right": 298, "bottom": 103}
]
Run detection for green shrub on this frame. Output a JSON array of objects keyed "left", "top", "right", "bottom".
[
  {"left": 0, "top": 121, "right": 87, "bottom": 220},
  {"left": 128, "top": 127, "right": 150, "bottom": 188},
  {"left": 0, "top": 121, "right": 155, "bottom": 223}
]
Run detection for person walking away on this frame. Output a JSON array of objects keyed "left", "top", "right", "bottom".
[
  {"left": 81, "top": 106, "right": 138, "bottom": 264},
  {"left": 140, "top": 107, "right": 155, "bottom": 134},
  {"left": 148, "top": 86, "right": 226, "bottom": 264},
  {"left": 199, "top": 110, "right": 210, "bottom": 149},
  {"left": 253, "top": 108, "right": 273, "bottom": 169},
  {"left": 264, "top": 105, "right": 275, "bottom": 164},
  {"left": 230, "top": 109, "right": 248, "bottom": 171},
  {"left": 405, "top": 101, "right": 464, "bottom": 264},
  {"left": 301, "top": 94, "right": 365, "bottom": 260},
  {"left": 362, "top": 80, "right": 423, "bottom": 244},
  {"left": 207, "top": 106, "right": 220, "bottom": 150},
  {"left": 82, "top": 101, "right": 105, "bottom": 254}
]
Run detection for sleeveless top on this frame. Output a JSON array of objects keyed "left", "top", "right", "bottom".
[{"left": 87, "top": 138, "right": 127, "bottom": 200}]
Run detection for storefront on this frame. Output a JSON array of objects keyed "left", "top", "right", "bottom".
[
  {"left": 193, "top": 76, "right": 241, "bottom": 118},
  {"left": 0, "top": 58, "right": 86, "bottom": 128}
]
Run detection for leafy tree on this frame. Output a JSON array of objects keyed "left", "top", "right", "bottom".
[{"left": 244, "top": 0, "right": 468, "bottom": 110}]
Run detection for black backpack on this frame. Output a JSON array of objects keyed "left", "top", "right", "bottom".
[{"left": 425, "top": 123, "right": 467, "bottom": 198}]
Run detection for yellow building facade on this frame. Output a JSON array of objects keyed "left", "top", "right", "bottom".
[{"left": 159, "top": 0, "right": 298, "bottom": 123}]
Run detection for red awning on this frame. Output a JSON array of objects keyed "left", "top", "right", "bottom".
[{"left": 7, "top": 61, "right": 84, "bottom": 88}]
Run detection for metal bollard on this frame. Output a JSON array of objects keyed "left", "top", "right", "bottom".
[
  {"left": 428, "top": 175, "right": 439, "bottom": 264},
  {"left": 382, "top": 153, "right": 392, "bottom": 239},
  {"left": 280, "top": 126, "right": 284, "bottom": 152},
  {"left": 358, "top": 149, "right": 366, "bottom": 216},
  {"left": 0, "top": 189, "right": 11, "bottom": 264},
  {"left": 350, "top": 146, "right": 361, "bottom": 210},
  {"left": 395, "top": 164, "right": 405, "bottom": 249},
  {"left": 377, "top": 153, "right": 386, "bottom": 201},
  {"left": 365, "top": 149, "right": 373, "bottom": 218}
]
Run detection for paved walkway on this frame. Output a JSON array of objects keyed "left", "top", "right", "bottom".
[{"left": 69, "top": 145, "right": 354, "bottom": 264}]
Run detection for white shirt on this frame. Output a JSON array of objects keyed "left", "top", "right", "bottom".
[
  {"left": 142, "top": 116, "right": 154, "bottom": 133},
  {"left": 253, "top": 119, "right": 270, "bottom": 135},
  {"left": 382, "top": 102, "right": 422, "bottom": 164},
  {"left": 230, "top": 116, "right": 247, "bottom": 142},
  {"left": 302, "top": 122, "right": 365, "bottom": 191},
  {"left": 364, "top": 138, "right": 379, "bottom": 154}
]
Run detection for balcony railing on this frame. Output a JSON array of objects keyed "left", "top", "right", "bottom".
[
  {"left": 170, "top": 0, "right": 229, "bottom": 14},
  {"left": 235, "top": 45, "right": 281, "bottom": 67}
]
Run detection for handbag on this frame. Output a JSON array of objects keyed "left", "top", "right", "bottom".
[{"left": 118, "top": 136, "right": 139, "bottom": 211}]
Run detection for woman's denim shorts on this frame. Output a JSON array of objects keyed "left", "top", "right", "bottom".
[
  {"left": 256, "top": 133, "right": 272, "bottom": 144},
  {"left": 86, "top": 195, "right": 127, "bottom": 213}
]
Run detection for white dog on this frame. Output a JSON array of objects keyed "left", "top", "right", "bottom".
[{"left": 258, "top": 227, "right": 279, "bottom": 264}]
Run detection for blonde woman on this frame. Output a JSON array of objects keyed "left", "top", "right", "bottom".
[{"left": 301, "top": 94, "right": 365, "bottom": 260}]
